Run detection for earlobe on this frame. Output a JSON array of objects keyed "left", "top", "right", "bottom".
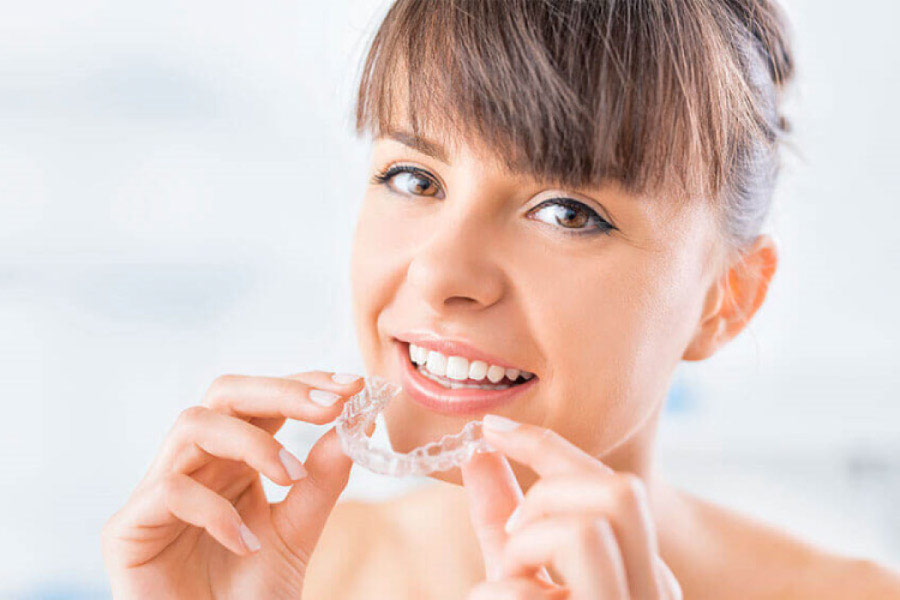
[{"left": 682, "top": 235, "right": 779, "bottom": 361}]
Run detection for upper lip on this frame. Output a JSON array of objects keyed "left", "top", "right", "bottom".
[{"left": 393, "top": 329, "right": 534, "bottom": 374}]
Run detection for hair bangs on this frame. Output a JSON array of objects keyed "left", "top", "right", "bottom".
[{"left": 354, "top": 0, "right": 791, "bottom": 222}]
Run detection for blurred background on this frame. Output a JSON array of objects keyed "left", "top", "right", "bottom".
[{"left": 1, "top": 0, "right": 898, "bottom": 597}]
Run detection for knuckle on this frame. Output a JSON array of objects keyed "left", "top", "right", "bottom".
[
  {"left": 159, "top": 473, "right": 183, "bottom": 502},
  {"left": 619, "top": 472, "right": 646, "bottom": 507},
  {"left": 204, "top": 373, "right": 238, "bottom": 406},
  {"left": 177, "top": 404, "right": 207, "bottom": 427},
  {"left": 99, "top": 515, "right": 117, "bottom": 543}
]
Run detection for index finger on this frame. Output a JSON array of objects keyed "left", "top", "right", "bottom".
[
  {"left": 480, "top": 414, "right": 612, "bottom": 478},
  {"left": 202, "top": 371, "right": 364, "bottom": 426},
  {"left": 462, "top": 450, "right": 559, "bottom": 585},
  {"left": 461, "top": 451, "right": 524, "bottom": 580}
]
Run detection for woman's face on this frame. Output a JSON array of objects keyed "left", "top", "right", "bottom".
[{"left": 350, "top": 127, "right": 724, "bottom": 486}]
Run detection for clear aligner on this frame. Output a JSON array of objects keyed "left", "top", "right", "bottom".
[{"left": 335, "top": 375, "right": 494, "bottom": 477}]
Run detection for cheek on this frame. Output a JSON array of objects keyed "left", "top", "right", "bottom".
[
  {"left": 531, "top": 247, "right": 703, "bottom": 448},
  {"left": 351, "top": 199, "right": 400, "bottom": 305},
  {"left": 350, "top": 202, "right": 396, "bottom": 362},
  {"left": 350, "top": 197, "right": 422, "bottom": 369}
]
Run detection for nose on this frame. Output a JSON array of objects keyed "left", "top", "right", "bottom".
[{"left": 406, "top": 211, "right": 505, "bottom": 313}]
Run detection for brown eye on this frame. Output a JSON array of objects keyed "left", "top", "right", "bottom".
[
  {"left": 393, "top": 171, "right": 439, "bottom": 196},
  {"left": 542, "top": 203, "right": 587, "bottom": 228},
  {"left": 528, "top": 198, "right": 614, "bottom": 236},
  {"left": 372, "top": 165, "right": 443, "bottom": 198}
]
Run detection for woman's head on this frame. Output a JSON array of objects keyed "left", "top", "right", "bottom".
[{"left": 348, "top": 0, "right": 794, "bottom": 485}]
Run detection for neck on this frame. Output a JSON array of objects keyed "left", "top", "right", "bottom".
[{"left": 598, "top": 397, "right": 664, "bottom": 481}]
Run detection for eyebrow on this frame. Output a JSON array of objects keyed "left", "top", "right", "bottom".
[{"left": 383, "top": 129, "right": 450, "bottom": 164}]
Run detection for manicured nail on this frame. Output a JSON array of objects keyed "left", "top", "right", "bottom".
[
  {"left": 309, "top": 388, "right": 340, "bottom": 406},
  {"left": 239, "top": 522, "right": 261, "bottom": 552},
  {"left": 278, "top": 448, "right": 308, "bottom": 481},
  {"left": 483, "top": 414, "right": 520, "bottom": 432},
  {"left": 331, "top": 372, "right": 361, "bottom": 384},
  {"left": 504, "top": 505, "right": 523, "bottom": 533}
]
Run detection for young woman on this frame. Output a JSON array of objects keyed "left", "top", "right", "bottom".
[{"left": 101, "top": 1, "right": 900, "bottom": 598}]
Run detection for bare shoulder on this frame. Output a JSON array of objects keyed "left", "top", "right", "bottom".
[
  {"left": 674, "top": 490, "right": 900, "bottom": 599},
  {"left": 301, "top": 497, "right": 404, "bottom": 600}
]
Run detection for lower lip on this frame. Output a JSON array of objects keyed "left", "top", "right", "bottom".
[{"left": 395, "top": 340, "right": 538, "bottom": 416}]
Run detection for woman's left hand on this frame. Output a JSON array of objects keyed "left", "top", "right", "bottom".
[{"left": 461, "top": 415, "right": 681, "bottom": 600}]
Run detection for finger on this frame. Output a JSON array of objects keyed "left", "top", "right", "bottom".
[
  {"left": 462, "top": 451, "right": 557, "bottom": 585},
  {"left": 503, "top": 516, "right": 630, "bottom": 600},
  {"left": 467, "top": 576, "right": 563, "bottom": 600},
  {"left": 145, "top": 472, "right": 259, "bottom": 556},
  {"left": 202, "top": 371, "right": 364, "bottom": 424},
  {"left": 481, "top": 415, "right": 610, "bottom": 479},
  {"left": 506, "top": 474, "right": 662, "bottom": 599},
  {"left": 270, "top": 425, "right": 354, "bottom": 564},
  {"left": 229, "top": 370, "right": 365, "bottom": 440},
  {"left": 656, "top": 555, "right": 683, "bottom": 600},
  {"left": 461, "top": 450, "right": 525, "bottom": 581},
  {"left": 156, "top": 405, "right": 308, "bottom": 486}
]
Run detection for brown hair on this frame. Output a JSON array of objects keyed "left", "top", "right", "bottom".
[{"left": 352, "top": 0, "right": 796, "bottom": 249}]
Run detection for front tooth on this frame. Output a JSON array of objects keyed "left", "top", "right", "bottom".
[
  {"left": 425, "top": 350, "right": 448, "bottom": 377},
  {"left": 468, "top": 360, "right": 488, "bottom": 381},
  {"left": 446, "top": 356, "right": 470, "bottom": 380},
  {"left": 505, "top": 368, "right": 520, "bottom": 381},
  {"left": 415, "top": 345, "right": 428, "bottom": 364},
  {"left": 486, "top": 364, "right": 505, "bottom": 383}
]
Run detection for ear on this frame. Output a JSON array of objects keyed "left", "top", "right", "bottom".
[{"left": 682, "top": 234, "right": 778, "bottom": 361}]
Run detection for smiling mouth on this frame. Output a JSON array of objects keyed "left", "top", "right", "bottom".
[
  {"left": 404, "top": 341, "right": 536, "bottom": 390},
  {"left": 395, "top": 339, "right": 539, "bottom": 415}
]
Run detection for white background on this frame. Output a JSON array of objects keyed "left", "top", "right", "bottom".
[{"left": 1, "top": 0, "right": 898, "bottom": 596}]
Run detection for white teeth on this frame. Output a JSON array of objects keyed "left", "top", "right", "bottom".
[
  {"left": 408, "top": 343, "right": 427, "bottom": 365},
  {"left": 486, "top": 364, "right": 505, "bottom": 383},
  {"left": 468, "top": 360, "right": 488, "bottom": 381},
  {"left": 417, "top": 365, "right": 510, "bottom": 390},
  {"left": 408, "top": 343, "right": 535, "bottom": 383},
  {"left": 425, "top": 350, "right": 448, "bottom": 377},
  {"left": 445, "top": 356, "right": 469, "bottom": 380}
]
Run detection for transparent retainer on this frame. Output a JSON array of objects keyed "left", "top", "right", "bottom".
[{"left": 336, "top": 375, "right": 494, "bottom": 477}]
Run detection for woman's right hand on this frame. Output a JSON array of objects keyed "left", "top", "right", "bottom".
[{"left": 101, "top": 370, "right": 366, "bottom": 599}]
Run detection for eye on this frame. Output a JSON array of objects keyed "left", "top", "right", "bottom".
[
  {"left": 370, "top": 164, "right": 444, "bottom": 199},
  {"left": 528, "top": 198, "right": 615, "bottom": 236}
]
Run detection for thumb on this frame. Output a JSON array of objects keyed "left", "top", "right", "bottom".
[
  {"left": 461, "top": 450, "right": 524, "bottom": 580},
  {"left": 270, "top": 425, "right": 353, "bottom": 562}
]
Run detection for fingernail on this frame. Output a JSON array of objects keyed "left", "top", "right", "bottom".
[
  {"left": 483, "top": 414, "right": 520, "bottom": 432},
  {"left": 309, "top": 388, "right": 341, "bottom": 406},
  {"left": 278, "top": 448, "right": 308, "bottom": 481},
  {"left": 331, "top": 372, "right": 361, "bottom": 384},
  {"left": 239, "top": 522, "right": 261, "bottom": 552},
  {"left": 504, "top": 505, "right": 523, "bottom": 533}
]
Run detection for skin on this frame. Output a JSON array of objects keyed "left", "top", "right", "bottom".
[{"left": 101, "top": 127, "right": 900, "bottom": 598}]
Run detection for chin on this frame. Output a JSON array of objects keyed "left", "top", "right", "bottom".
[
  {"left": 379, "top": 395, "right": 474, "bottom": 487},
  {"left": 381, "top": 392, "right": 473, "bottom": 451}
]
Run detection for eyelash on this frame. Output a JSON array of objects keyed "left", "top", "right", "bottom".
[{"left": 370, "top": 164, "right": 616, "bottom": 237}]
